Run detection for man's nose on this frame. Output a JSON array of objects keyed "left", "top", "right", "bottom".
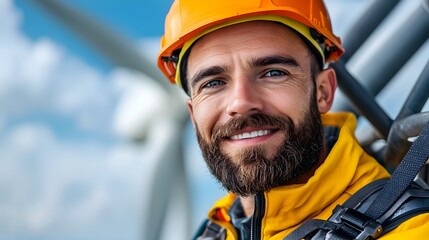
[{"left": 226, "top": 79, "right": 264, "bottom": 116}]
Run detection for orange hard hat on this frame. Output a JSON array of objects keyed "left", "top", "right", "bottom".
[{"left": 158, "top": 0, "right": 344, "bottom": 90}]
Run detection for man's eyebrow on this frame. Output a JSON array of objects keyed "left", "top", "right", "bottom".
[
  {"left": 251, "top": 55, "right": 300, "bottom": 68},
  {"left": 190, "top": 66, "right": 225, "bottom": 90}
]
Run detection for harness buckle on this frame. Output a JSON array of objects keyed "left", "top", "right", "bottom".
[{"left": 328, "top": 205, "right": 383, "bottom": 240}]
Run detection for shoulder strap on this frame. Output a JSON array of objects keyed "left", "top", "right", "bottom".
[
  {"left": 342, "top": 178, "right": 388, "bottom": 209},
  {"left": 382, "top": 183, "right": 429, "bottom": 233},
  {"left": 364, "top": 120, "right": 429, "bottom": 220},
  {"left": 285, "top": 121, "right": 429, "bottom": 240},
  {"left": 193, "top": 219, "right": 226, "bottom": 240}
]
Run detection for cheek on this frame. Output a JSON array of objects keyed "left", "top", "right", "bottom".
[
  {"left": 268, "top": 87, "right": 310, "bottom": 121},
  {"left": 192, "top": 101, "right": 222, "bottom": 139}
]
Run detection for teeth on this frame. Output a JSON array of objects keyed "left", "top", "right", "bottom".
[{"left": 230, "top": 130, "right": 271, "bottom": 140}]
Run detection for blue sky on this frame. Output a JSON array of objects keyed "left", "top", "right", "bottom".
[
  {"left": 1, "top": 0, "right": 428, "bottom": 240},
  {"left": 15, "top": 0, "right": 173, "bottom": 72}
]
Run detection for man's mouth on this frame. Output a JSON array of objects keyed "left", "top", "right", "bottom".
[{"left": 229, "top": 130, "right": 273, "bottom": 140}]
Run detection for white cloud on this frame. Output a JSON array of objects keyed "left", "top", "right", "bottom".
[
  {"left": 0, "top": 123, "right": 148, "bottom": 238},
  {"left": 20, "top": 39, "right": 63, "bottom": 96},
  {"left": 0, "top": 0, "right": 118, "bottom": 133}
]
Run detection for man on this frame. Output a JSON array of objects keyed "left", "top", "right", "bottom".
[{"left": 157, "top": 1, "right": 429, "bottom": 239}]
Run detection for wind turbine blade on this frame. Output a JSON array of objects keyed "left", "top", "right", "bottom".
[{"left": 31, "top": 0, "right": 174, "bottom": 93}]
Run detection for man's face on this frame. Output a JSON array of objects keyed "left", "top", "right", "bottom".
[{"left": 186, "top": 21, "right": 328, "bottom": 196}]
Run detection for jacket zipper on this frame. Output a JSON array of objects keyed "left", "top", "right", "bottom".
[{"left": 250, "top": 192, "right": 265, "bottom": 240}]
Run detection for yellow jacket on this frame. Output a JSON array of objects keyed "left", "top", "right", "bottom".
[{"left": 204, "top": 112, "right": 429, "bottom": 239}]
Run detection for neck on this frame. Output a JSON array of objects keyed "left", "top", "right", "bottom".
[{"left": 239, "top": 195, "right": 255, "bottom": 218}]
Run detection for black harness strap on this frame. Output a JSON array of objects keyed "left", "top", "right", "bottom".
[
  {"left": 365, "top": 121, "right": 429, "bottom": 220},
  {"left": 342, "top": 178, "right": 388, "bottom": 209},
  {"left": 285, "top": 121, "right": 429, "bottom": 240},
  {"left": 382, "top": 185, "right": 429, "bottom": 233},
  {"left": 193, "top": 219, "right": 226, "bottom": 240},
  {"left": 284, "top": 183, "right": 429, "bottom": 240}
]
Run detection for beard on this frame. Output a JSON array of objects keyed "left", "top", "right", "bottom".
[{"left": 195, "top": 93, "right": 324, "bottom": 196}]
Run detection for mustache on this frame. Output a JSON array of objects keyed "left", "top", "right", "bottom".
[{"left": 211, "top": 113, "right": 294, "bottom": 142}]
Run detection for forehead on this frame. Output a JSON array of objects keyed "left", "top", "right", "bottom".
[{"left": 187, "top": 21, "right": 310, "bottom": 71}]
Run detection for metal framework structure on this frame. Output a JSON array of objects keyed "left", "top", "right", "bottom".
[
  {"left": 30, "top": 0, "right": 429, "bottom": 239},
  {"left": 331, "top": 0, "right": 429, "bottom": 170}
]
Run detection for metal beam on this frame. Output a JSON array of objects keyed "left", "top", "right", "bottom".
[
  {"left": 355, "top": 2, "right": 429, "bottom": 97},
  {"left": 331, "top": 60, "right": 393, "bottom": 139},
  {"left": 383, "top": 112, "right": 429, "bottom": 168},
  {"left": 384, "top": 60, "right": 429, "bottom": 167},
  {"left": 341, "top": 0, "right": 401, "bottom": 62},
  {"left": 397, "top": 60, "right": 429, "bottom": 120},
  {"left": 333, "top": 1, "right": 429, "bottom": 114}
]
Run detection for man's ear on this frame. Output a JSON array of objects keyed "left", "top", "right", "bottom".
[
  {"left": 187, "top": 99, "right": 196, "bottom": 128},
  {"left": 315, "top": 68, "right": 337, "bottom": 114}
]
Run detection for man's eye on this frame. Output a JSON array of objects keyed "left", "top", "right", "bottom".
[
  {"left": 264, "top": 70, "right": 286, "bottom": 77},
  {"left": 203, "top": 80, "right": 224, "bottom": 88}
]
